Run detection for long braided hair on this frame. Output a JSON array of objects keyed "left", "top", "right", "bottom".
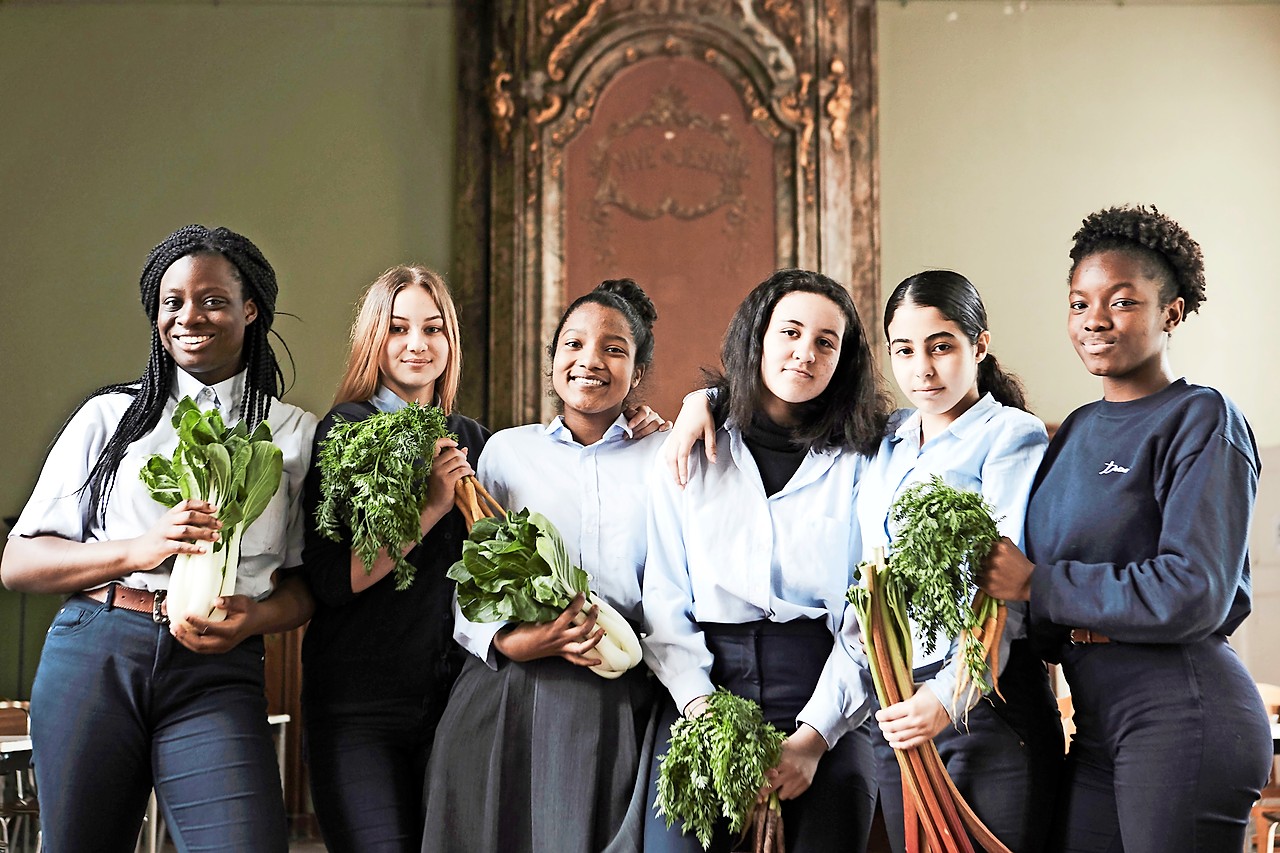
[{"left": 76, "top": 224, "right": 286, "bottom": 523}]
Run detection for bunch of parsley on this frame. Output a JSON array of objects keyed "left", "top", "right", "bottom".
[
  {"left": 655, "top": 688, "right": 786, "bottom": 850},
  {"left": 315, "top": 403, "right": 452, "bottom": 590}
]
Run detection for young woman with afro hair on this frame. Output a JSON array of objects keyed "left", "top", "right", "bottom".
[{"left": 979, "top": 205, "right": 1272, "bottom": 852}]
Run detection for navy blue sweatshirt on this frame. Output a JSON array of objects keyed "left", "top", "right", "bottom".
[
  {"left": 301, "top": 403, "right": 489, "bottom": 705},
  {"left": 1025, "top": 379, "right": 1259, "bottom": 656}
]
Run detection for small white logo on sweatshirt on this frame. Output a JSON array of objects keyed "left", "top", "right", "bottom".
[{"left": 1099, "top": 460, "right": 1130, "bottom": 475}]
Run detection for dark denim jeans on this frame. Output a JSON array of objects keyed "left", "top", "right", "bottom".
[
  {"left": 30, "top": 594, "right": 287, "bottom": 853},
  {"left": 1053, "top": 635, "right": 1271, "bottom": 853},
  {"left": 303, "top": 696, "right": 443, "bottom": 853}
]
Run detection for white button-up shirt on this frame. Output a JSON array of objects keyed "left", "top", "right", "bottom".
[
  {"left": 855, "top": 394, "right": 1046, "bottom": 717},
  {"left": 10, "top": 368, "right": 316, "bottom": 600},
  {"left": 643, "top": 424, "right": 870, "bottom": 747},
  {"left": 453, "top": 414, "right": 665, "bottom": 666}
]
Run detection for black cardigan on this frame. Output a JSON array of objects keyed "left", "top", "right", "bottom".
[{"left": 300, "top": 402, "right": 489, "bottom": 706}]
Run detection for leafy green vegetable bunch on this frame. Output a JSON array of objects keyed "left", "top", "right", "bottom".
[
  {"left": 887, "top": 475, "right": 1001, "bottom": 696},
  {"left": 315, "top": 403, "right": 452, "bottom": 590},
  {"left": 655, "top": 688, "right": 786, "bottom": 850},
  {"left": 141, "top": 396, "right": 283, "bottom": 625},
  {"left": 448, "top": 509, "right": 590, "bottom": 622}
]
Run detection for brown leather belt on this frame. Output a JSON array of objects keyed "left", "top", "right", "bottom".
[
  {"left": 1069, "top": 627, "right": 1110, "bottom": 644},
  {"left": 83, "top": 584, "right": 169, "bottom": 624}
]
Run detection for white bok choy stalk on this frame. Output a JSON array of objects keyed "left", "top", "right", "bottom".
[
  {"left": 528, "top": 511, "right": 643, "bottom": 678},
  {"left": 140, "top": 397, "right": 284, "bottom": 629}
]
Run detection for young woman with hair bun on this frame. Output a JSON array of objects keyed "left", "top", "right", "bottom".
[{"left": 422, "top": 278, "right": 668, "bottom": 853}]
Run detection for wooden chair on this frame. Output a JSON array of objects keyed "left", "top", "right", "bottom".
[
  {"left": 1250, "top": 683, "right": 1280, "bottom": 852},
  {"left": 0, "top": 702, "right": 39, "bottom": 853}
]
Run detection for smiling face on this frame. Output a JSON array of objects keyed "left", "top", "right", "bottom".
[
  {"left": 551, "top": 302, "right": 641, "bottom": 439},
  {"left": 888, "top": 301, "right": 987, "bottom": 439},
  {"left": 378, "top": 285, "right": 450, "bottom": 405},
  {"left": 1069, "top": 249, "right": 1183, "bottom": 401},
  {"left": 757, "top": 291, "right": 845, "bottom": 425},
  {"left": 157, "top": 253, "right": 258, "bottom": 386}
]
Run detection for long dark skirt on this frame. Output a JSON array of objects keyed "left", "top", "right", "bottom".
[
  {"left": 644, "top": 619, "right": 877, "bottom": 853},
  {"left": 422, "top": 653, "right": 659, "bottom": 853}
]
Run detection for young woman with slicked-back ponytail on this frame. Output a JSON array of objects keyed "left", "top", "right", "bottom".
[{"left": 1, "top": 224, "right": 317, "bottom": 852}]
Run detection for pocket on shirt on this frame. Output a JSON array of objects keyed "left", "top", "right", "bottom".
[
  {"left": 240, "top": 486, "right": 287, "bottom": 559},
  {"left": 784, "top": 515, "right": 854, "bottom": 599}
]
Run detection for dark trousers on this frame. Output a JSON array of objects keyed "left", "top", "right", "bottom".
[
  {"left": 30, "top": 594, "right": 287, "bottom": 853},
  {"left": 872, "top": 642, "right": 1063, "bottom": 853},
  {"left": 1053, "top": 635, "right": 1272, "bottom": 853},
  {"left": 304, "top": 695, "right": 443, "bottom": 853},
  {"left": 644, "top": 619, "right": 876, "bottom": 853}
]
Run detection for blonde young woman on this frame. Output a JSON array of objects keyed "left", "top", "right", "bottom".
[{"left": 300, "top": 266, "right": 487, "bottom": 852}]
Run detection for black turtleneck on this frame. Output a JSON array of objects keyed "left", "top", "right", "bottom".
[{"left": 742, "top": 414, "right": 806, "bottom": 496}]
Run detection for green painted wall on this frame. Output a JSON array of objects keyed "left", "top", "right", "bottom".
[{"left": 0, "top": 1, "right": 457, "bottom": 698}]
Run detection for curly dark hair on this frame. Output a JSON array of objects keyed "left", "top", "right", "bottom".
[{"left": 1068, "top": 205, "right": 1207, "bottom": 316}]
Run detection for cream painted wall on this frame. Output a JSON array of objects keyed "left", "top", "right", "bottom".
[
  {"left": 878, "top": 0, "right": 1280, "bottom": 682},
  {"left": 0, "top": 2, "right": 457, "bottom": 525},
  {"left": 878, "top": 1, "right": 1280, "bottom": 445}
]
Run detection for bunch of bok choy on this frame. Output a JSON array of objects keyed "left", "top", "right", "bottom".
[
  {"left": 140, "top": 397, "right": 283, "bottom": 628},
  {"left": 447, "top": 508, "right": 643, "bottom": 678}
]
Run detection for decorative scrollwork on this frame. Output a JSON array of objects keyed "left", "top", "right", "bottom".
[
  {"left": 760, "top": 0, "right": 804, "bottom": 50},
  {"left": 548, "top": 0, "right": 608, "bottom": 82},
  {"left": 825, "top": 57, "right": 853, "bottom": 153},
  {"left": 586, "top": 85, "right": 751, "bottom": 268},
  {"left": 777, "top": 71, "right": 814, "bottom": 197},
  {"left": 488, "top": 54, "right": 515, "bottom": 152}
]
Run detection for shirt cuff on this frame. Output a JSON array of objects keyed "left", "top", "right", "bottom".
[{"left": 667, "top": 668, "right": 717, "bottom": 716}]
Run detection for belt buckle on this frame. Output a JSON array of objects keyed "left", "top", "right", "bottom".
[{"left": 152, "top": 589, "right": 169, "bottom": 626}]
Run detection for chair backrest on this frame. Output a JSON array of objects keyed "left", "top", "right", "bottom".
[
  {"left": 1258, "top": 683, "right": 1280, "bottom": 720},
  {"left": 0, "top": 705, "right": 30, "bottom": 737}
]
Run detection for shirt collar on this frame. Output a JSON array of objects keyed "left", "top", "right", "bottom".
[
  {"left": 371, "top": 384, "right": 411, "bottom": 414},
  {"left": 890, "top": 392, "right": 1000, "bottom": 448},
  {"left": 173, "top": 367, "right": 245, "bottom": 420},
  {"left": 543, "top": 413, "right": 634, "bottom": 446}
]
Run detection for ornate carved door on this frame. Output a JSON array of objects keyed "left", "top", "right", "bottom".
[{"left": 454, "top": 0, "right": 879, "bottom": 427}]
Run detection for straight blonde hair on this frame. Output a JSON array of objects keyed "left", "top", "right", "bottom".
[{"left": 333, "top": 265, "right": 462, "bottom": 413}]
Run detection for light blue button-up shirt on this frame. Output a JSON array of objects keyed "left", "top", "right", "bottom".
[
  {"left": 453, "top": 414, "right": 665, "bottom": 666},
  {"left": 642, "top": 423, "right": 871, "bottom": 748},
  {"left": 855, "top": 393, "right": 1047, "bottom": 718}
]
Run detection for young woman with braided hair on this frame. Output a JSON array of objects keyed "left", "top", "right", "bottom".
[
  {"left": 1, "top": 224, "right": 317, "bottom": 851},
  {"left": 979, "top": 205, "right": 1272, "bottom": 852}
]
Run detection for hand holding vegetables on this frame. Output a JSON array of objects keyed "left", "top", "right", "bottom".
[
  {"left": 448, "top": 507, "right": 643, "bottom": 678},
  {"left": 491, "top": 592, "right": 606, "bottom": 666},
  {"left": 656, "top": 687, "right": 787, "bottom": 851},
  {"left": 140, "top": 397, "right": 284, "bottom": 630},
  {"left": 977, "top": 538, "right": 1034, "bottom": 602},
  {"left": 127, "top": 498, "right": 222, "bottom": 572}
]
